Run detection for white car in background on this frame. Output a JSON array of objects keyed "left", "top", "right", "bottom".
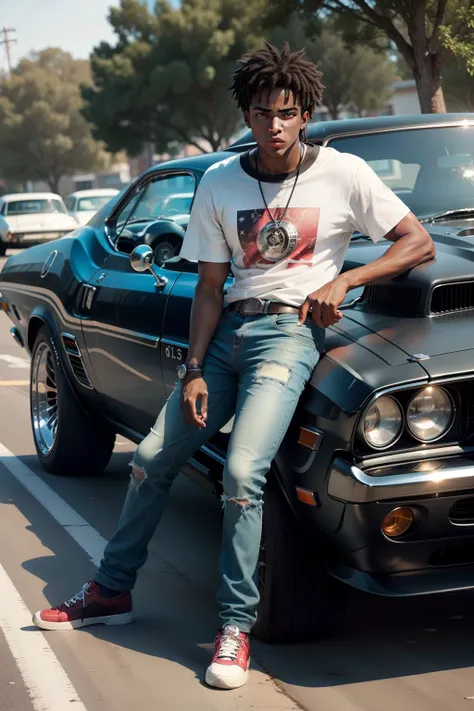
[
  {"left": 65, "top": 189, "right": 120, "bottom": 226},
  {"left": 0, "top": 193, "right": 78, "bottom": 256}
]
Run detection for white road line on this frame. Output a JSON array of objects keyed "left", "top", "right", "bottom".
[
  {"left": 0, "top": 563, "right": 88, "bottom": 711},
  {"left": 0, "top": 442, "right": 106, "bottom": 567},
  {"left": 0, "top": 354, "right": 30, "bottom": 369}
]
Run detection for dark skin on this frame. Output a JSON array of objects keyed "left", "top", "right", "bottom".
[{"left": 181, "top": 88, "right": 436, "bottom": 428}]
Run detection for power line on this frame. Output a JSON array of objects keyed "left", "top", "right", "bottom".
[{"left": 0, "top": 27, "right": 17, "bottom": 79}]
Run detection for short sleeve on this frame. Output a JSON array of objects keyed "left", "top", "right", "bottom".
[
  {"left": 348, "top": 158, "right": 410, "bottom": 243},
  {"left": 179, "top": 171, "right": 231, "bottom": 263}
]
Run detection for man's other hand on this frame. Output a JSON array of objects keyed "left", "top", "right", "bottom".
[
  {"left": 298, "top": 276, "right": 348, "bottom": 328},
  {"left": 181, "top": 375, "right": 208, "bottom": 428}
]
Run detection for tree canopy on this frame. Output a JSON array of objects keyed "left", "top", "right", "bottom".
[
  {"left": 270, "top": 16, "right": 396, "bottom": 119},
  {"left": 265, "top": 0, "right": 474, "bottom": 113},
  {"left": 0, "top": 48, "right": 107, "bottom": 193},
  {"left": 85, "top": 0, "right": 399, "bottom": 156},
  {"left": 84, "top": 0, "right": 266, "bottom": 155}
]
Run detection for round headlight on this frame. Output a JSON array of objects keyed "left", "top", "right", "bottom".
[
  {"left": 360, "top": 395, "right": 403, "bottom": 449},
  {"left": 406, "top": 387, "right": 454, "bottom": 442}
]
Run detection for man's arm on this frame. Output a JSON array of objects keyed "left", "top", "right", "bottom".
[
  {"left": 181, "top": 261, "right": 229, "bottom": 429},
  {"left": 299, "top": 212, "right": 436, "bottom": 328}
]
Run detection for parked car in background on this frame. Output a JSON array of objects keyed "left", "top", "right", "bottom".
[
  {"left": 0, "top": 193, "right": 78, "bottom": 256},
  {"left": 64, "top": 189, "right": 120, "bottom": 226},
  {"left": 1, "top": 113, "right": 474, "bottom": 644}
]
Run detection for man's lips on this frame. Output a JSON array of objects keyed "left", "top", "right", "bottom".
[{"left": 267, "top": 139, "right": 285, "bottom": 146}]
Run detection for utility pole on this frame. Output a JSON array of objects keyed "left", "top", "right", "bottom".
[{"left": 0, "top": 27, "right": 17, "bottom": 79}]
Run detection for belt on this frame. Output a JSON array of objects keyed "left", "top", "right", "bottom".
[{"left": 228, "top": 298, "right": 300, "bottom": 316}]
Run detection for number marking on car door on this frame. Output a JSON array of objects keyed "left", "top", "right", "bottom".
[{"left": 164, "top": 345, "right": 184, "bottom": 361}]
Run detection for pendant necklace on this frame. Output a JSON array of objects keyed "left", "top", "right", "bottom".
[{"left": 254, "top": 143, "right": 304, "bottom": 263}]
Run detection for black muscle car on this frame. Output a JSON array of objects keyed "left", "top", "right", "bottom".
[{"left": 1, "top": 113, "right": 474, "bottom": 644}]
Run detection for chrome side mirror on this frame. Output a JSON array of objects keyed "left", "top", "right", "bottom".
[{"left": 130, "top": 245, "right": 168, "bottom": 290}]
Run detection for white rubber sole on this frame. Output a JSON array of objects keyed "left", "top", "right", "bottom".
[
  {"left": 205, "top": 665, "right": 250, "bottom": 690},
  {"left": 32, "top": 610, "right": 134, "bottom": 631}
]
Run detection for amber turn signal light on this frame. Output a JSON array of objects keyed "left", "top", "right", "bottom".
[{"left": 381, "top": 507, "right": 414, "bottom": 538}]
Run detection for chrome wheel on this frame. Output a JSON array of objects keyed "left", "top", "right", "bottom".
[{"left": 31, "top": 342, "right": 58, "bottom": 455}]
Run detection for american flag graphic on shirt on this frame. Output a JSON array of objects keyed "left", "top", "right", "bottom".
[{"left": 236, "top": 207, "right": 320, "bottom": 269}]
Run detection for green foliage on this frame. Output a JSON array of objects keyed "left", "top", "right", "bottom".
[
  {"left": 443, "top": 55, "right": 474, "bottom": 110},
  {"left": 269, "top": 17, "right": 396, "bottom": 119},
  {"left": 84, "top": 0, "right": 266, "bottom": 155},
  {"left": 0, "top": 48, "right": 106, "bottom": 193},
  {"left": 264, "top": 0, "right": 474, "bottom": 113}
]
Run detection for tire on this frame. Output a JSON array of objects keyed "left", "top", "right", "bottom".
[
  {"left": 30, "top": 324, "right": 115, "bottom": 476},
  {"left": 0, "top": 243, "right": 7, "bottom": 256},
  {"left": 253, "top": 474, "right": 348, "bottom": 643},
  {"left": 151, "top": 234, "right": 182, "bottom": 266}
]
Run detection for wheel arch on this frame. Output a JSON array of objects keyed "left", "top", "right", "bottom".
[{"left": 27, "top": 309, "right": 56, "bottom": 354}]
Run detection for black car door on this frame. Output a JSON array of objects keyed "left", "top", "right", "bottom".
[{"left": 82, "top": 170, "right": 198, "bottom": 437}]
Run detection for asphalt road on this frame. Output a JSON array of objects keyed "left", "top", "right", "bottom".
[{"left": 1, "top": 247, "right": 474, "bottom": 711}]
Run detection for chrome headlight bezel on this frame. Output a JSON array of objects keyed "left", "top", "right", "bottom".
[
  {"left": 405, "top": 386, "right": 455, "bottom": 443},
  {"left": 358, "top": 394, "right": 404, "bottom": 451}
]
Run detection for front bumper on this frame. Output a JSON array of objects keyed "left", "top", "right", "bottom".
[
  {"left": 325, "top": 455, "right": 474, "bottom": 595},
  {"left": 328, "top": 456, "right": 474, "bottom": 503},
  {"left": 8, "top": 231, "right": 68, "bottom": 245}
]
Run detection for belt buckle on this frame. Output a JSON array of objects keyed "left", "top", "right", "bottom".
[{"left": 241, "top": 298, "right": 265, "bottom": 316}]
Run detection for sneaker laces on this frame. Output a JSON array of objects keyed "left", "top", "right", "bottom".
[
  {"left": 63, "top": 582, "right": 90, "bottom": 608},
  {"left": 217, "top": 633, "right": 242, "bottom": 661}
]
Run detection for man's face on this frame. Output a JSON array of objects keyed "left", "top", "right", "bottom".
[{"left": 244, "top": 88, "right": 309, "bottom": 159}]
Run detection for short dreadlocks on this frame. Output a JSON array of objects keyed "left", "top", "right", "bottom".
[{"left": 230, "top": 41, "right": 324, "bottom": 118}]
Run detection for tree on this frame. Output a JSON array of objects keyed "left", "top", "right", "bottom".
[
  {"left": 264, "top": 0, "right": 474, "bottom": 114},
  {"left": 443, "top": 56, "right": 474, "bottom": 110},
  {"left": 269, "top": 16, "right": 396, "bottom": 119},
  {"left": 0, "top": 49, "right": 107, "bottom": 193},
  {"left": 84, "top": 0, "right": 266, "bottom": 156}
]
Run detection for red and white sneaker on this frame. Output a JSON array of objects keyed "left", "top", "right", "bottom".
[
  {"left": 205, "top": 624, "right": 250, "bottom": 689},
  {"left": 32, "top": 579, "right": 133, "bottom": 631}
]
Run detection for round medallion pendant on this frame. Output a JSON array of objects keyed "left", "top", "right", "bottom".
[{"left": 256, "top": 220, "right": 298, "bottom": 262}]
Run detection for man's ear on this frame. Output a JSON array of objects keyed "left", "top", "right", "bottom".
[
  {"left": 301, "top": 110, "right": 310, "bottom": 131},
  {"left": 244, "top": 110, "right": 250, "bottom": 128}
]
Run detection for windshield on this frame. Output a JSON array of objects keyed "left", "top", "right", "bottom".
[
  {"left": 77, "top": 196, "right": 114, "bottom": 212},
  {"left": 328, "top": 125, "right": 474, "bottom": 221},
  {"left": 158, "top": 195, "right": 193, "bottom": 216},
  {"left": 6, "top": 198, "right": 66, "bottom": 216}
]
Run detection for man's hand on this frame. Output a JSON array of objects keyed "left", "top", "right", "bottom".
[
  {"left": 298, "top": 276, "right": 348, "bottom": 328},
  {"left": 180, "top": 375, "right": 208, "bottom": 429}
]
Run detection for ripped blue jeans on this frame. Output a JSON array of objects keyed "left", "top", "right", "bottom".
[{"left": 95, "top": 310, "right": 324, "bottom": 632}]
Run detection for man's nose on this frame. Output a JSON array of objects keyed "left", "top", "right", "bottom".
[{"left": 269, "top": 117, "right": 282, "bottom": 133}]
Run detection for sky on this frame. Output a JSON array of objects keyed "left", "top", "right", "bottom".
[{"left": 0, "top": 0, "right": 122, "bottom": 71}]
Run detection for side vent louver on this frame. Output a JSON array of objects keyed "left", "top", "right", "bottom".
[
  {"left": 430, "top": 282, "right": 474, "bottom": 315},
  {"left": 61, "top": 333, "right": 93, "bottom": 389},
  {"left": 363, "top": 285, "right": 423, "bottom": 314}
]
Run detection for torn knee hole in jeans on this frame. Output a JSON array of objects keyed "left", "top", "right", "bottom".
[
  {"left": 221, "top": 494, "right": 261, "bottom": 512},
  {"left": 255, "top": 361, "right": 290, "bottom": 384},
  {"left": 129, "top": 461, "right": 148, "bottom": 489}
]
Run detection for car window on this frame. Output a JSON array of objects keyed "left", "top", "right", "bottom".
[
  {"left": 6, "top": 198, "right": 67, "bottom": 215},
  {"left": 78, "top": 196, "right": 114, "bottom": 212},
  {"left": 328, "top": 125, "right": 474, "bottom": 220},
  {"left": 113, "top": 172, "right": 196, "bottom": 241}
]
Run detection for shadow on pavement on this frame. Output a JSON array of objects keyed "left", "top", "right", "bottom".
[{"left": 2, "top": 450, "right": 474, "bottom": 692}]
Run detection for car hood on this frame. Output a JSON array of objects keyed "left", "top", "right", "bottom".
[{"left": 5, "top": 213, "right": 78, "bottom": 231}]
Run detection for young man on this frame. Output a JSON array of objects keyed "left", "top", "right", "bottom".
[{"left": 33, "top": 43, "right": 435, "bottom": 689}]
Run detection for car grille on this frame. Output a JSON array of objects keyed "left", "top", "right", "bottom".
[
  {"left": 362, "top": 284, "right": 423, "bottom": 314},
  {"left": 61, "top": 334, "right": 93, "bottom": 389},
  {"left": 449, "top": 498, "right": 474, "bottom": 525},
  {"left": 430, "top": 282, "right": 474, "bottom": 315}
]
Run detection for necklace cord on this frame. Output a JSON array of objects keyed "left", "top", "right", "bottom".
[{"left": 255, "top": 143, "right": 304, "bottom": 227}]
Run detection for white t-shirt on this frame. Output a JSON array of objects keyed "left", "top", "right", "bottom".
[{"left": 180, "top": 145, "right": 410, "bottom": 307}]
